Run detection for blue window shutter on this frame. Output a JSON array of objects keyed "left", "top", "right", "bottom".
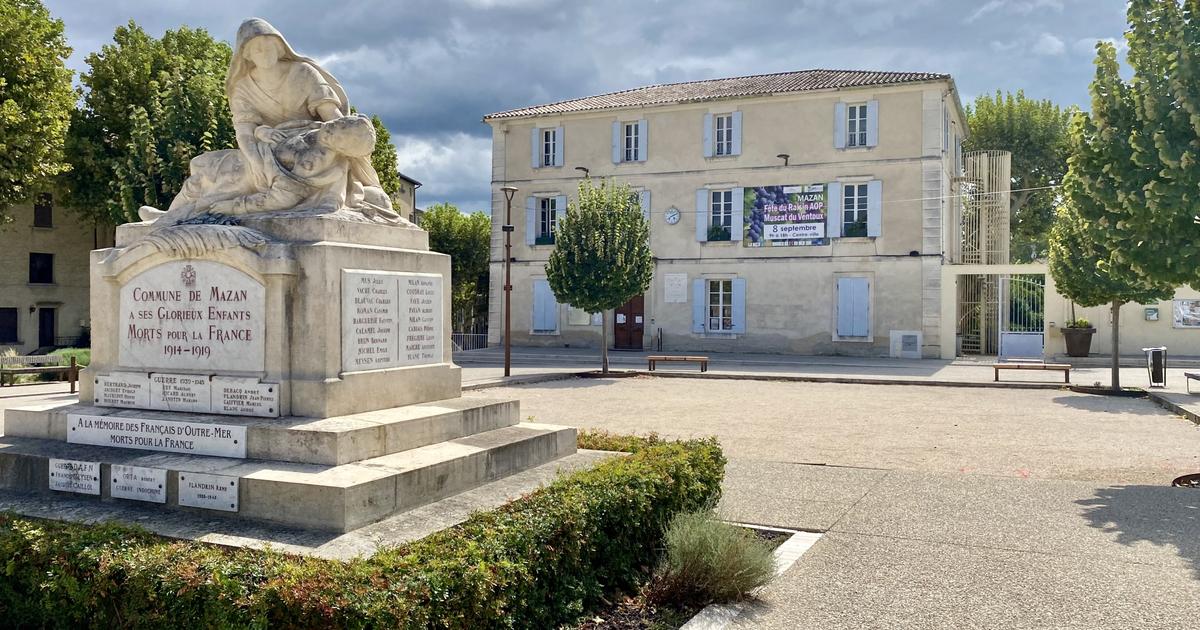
[
  {"left": 834, "top": 103, "right": 847, "bottom": 149},
  {"left": 555, "top": 195, "right": 567, "bottom": 216},
  {"left": 531, "top": 128, "right": 541, "bottom": 169},
  {"left": 639, "top": 190, "right": 651, "bottom": 222},
  {"left": 731, "top": 278, "right": 747, "bottom": 333},
  {"left": 525, "top": 196, "right": 537, "bottom": 245},
  {"left": 638, "top": 119, "right": 648, "bottom": 161},
  {"left": 695, "top": 188, "right": 709, "bottom": 242},
  {"left": 855, "top": 279, "right": 870, "bottom": 336},
  {"left": 866, "top": 100, "right": 879, "bottom": 147},
  {"left": 866, "top": 179, "right": 882, "bottom": 237},
  {"left": 703, "top": 113, "right": 714, "bottom": 157},
  {"left": 553, "top": 126, "right": 564, "bottom": 166},
  {"left": 731, "top": 111, "right": 743, "bottom": 156},
  {"left": 837, "top": 277, "right": 869, "bottom": 337},
  {"left": 612, "top": 121, "right": 621, "bottom": 163},
  {"left": 692, "top": 279, "right": 706, "bottom": 333},
  {"left": 533, "top": 280, "right": 547, "bottom": 331},
  {"left": 731, "top": 187, "right": 745, "bottom": 243},
  {"left": 826, "top": 182, "right": 842, "bottom": 239}
]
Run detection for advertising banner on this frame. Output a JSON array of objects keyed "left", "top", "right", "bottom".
[{"left": 743, "top": 185, "right": 828, "bottom": 247}]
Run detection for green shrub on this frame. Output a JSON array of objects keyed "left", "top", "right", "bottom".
[
  {"left": 578, "top": 429, "right": 668, "bottom": 452},
  {"left": 646, "top": 511, "right": 776, "bottom": 607},
  {"left": 52, "top": 347, "right": 90, "bottom": 366},
  {"left": 0, "top": 437, "right": 725, "bottom": 629}
]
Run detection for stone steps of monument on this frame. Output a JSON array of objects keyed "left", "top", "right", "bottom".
[
  {"left": 2, "top": 396, "right": 519, "bottom": 466},
  {"left": 0, "top": 422, "right": 576, "bottom": 533}
]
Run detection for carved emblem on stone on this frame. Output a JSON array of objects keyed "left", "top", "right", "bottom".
[{"left": 181, "top": 264, "right": 197, "bottom": 288}]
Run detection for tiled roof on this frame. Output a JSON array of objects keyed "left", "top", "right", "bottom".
[{"left": 484, "top": 69, "right": 951, "bottom": 120}]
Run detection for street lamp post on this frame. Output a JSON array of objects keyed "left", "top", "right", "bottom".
[{"left": 500, "top": 186, "right": 518, "bottom": 377}]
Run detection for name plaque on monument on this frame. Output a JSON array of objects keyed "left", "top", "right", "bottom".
[
  {"left": 212, "top": 376, "right": 279, "bottom": 417},
  {"left": 341, "top": 270, "right": 443, "bottom": 372},
  {"left": 119, "top": 260, "right": 266, "bottom": 372},
  {"left": 110, "top": 464, "right": 167, "bottom": 503},
  {"left": 178, "top": 472, "right": 239, "bottom": 512},
  {"left": 67, "top": 413, "right": 247, "bottom": 458},
  {"left": 95, "top": 372, "right": 152, "bottom": 408},
  {"left": 150, "top": 373, "right": 212, "bottom": 413},
  {"left": 48, "top": 459, "right": 101, "bottom": 495}
]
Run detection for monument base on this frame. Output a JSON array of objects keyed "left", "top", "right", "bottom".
[{"left": 1, "top": 397, "right": 575, "bottom": 533}]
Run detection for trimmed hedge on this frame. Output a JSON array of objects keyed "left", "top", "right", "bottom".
[{"left": 0, "top": 436, "right": 724, "bottom": 629}]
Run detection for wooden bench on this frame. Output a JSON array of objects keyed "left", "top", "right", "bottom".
[
  {"left": 647, "top": 355, "right": 709, "bottom": 373},
  {"left": 1185, "top": 372, "right": 1200, "bottom": 394},
  {"left": 0, "top": 355, "right": 79, "bottom": 393},
  {"left": 993, "top": 360, "right": 1071, "bottom": 384}
]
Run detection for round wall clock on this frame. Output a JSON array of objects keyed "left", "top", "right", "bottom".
[{"left": 664, "top": 207, "right": 681, "bottom": 225}]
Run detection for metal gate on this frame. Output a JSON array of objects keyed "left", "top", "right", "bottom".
[{"left": 997, "top": 274, "right": 1045, "bottom": 359}]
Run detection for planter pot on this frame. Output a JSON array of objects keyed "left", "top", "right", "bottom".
[{"left": 1061, "top": 327, "right": 1096, "bottom": 357}]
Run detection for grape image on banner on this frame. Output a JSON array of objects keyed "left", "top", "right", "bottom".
[{"left": 743, "top": 184, "right": 828, "bottom": 247}]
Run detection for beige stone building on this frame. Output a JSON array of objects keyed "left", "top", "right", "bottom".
[
  {"left": 484, "top": 69, "right": 969, "bottom": 357},
  {"left": 0, "top": 194, "right": 114, "bottom": 353}
]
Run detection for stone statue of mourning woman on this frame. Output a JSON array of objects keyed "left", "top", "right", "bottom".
[{"left": 139, "top": 18, "right": 404, "bottom": 227}]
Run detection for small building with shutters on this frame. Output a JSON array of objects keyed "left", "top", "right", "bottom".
[{"left": 483, "top": 69, "right": 967, "bottom": 357}]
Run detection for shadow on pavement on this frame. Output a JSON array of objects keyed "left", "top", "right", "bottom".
[
  {"left": 1050, "top": 395, "right": 1167, "bottom": 416},
  {"left": 1076, "top": 484, "right": 1200, "bottom": 579}
]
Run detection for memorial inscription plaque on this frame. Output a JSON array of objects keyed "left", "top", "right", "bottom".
[
  {"left": 110, "top": 464, "right": 167, "bottom": 503},
  {"left": 150, "top": 373, "right": 212, "bottom": 413},
  {"left": 95, "top": 372, "right": 152, "bottom": 408},
  {"left": 119, "top": 260, "right": 265, "bottom": 372},
  {"left": 212, "top": 376, "right": 279, "bottom": 417},
  {"left": 48, "top": 459, "right": 101, "bottom": 495},
  {"left": 341, "top": 270, "right": 442, "bottom": 372},
  {"left": 67, "top": 413, "right": 247, "bottom": 458},
  {"left": 178, "top": 472, "right": 239, "bottom": 512}
]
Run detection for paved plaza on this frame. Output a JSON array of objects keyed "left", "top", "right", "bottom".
[{"left": 468, "top": 377, "right": 1200, "bottom": 629}]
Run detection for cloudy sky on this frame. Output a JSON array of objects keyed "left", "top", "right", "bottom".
[{"left": 44, "top": 0, "right": 1127, "bottom": 214}]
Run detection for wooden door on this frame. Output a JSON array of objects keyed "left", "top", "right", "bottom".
[
  {"left": 613, "top": 295, "right": 644, "bottom": 350},
  {"left": 38, "top": 307, "right": 55, "bottom": 347}
]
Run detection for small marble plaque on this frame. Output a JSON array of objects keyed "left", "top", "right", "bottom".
[
  {"left": 149, "top": 373, "right": 212, "bottom": 413},
  {"left": 95, "top": 372, "right": 152, "bottom": 408},
  {"left": 110, "top": 464, "right": 166, "bottom": 503},
  {"left": 178, "top": 472, "right": 238, "bottom": 512},
  {"left": 48, "top": 459, "right": 100, "bottom": 495},
  {"left": 67, "top": 413, "right": 247, "bottom": 458},
  {"left": 212, "top": 376, "right": 279, "bottom": 417}
]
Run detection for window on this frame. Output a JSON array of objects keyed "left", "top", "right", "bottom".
[
  {"left": 538, "top": 197, "right": 558, "bottom": 245},
  {"left": 0, "top": 308, "right": 16, "bottom": 343},
  {"left": 709, "top": 189, "right": 732, "bottom": 241},
  {"left": 847, "top": 104, "right": 868, "bottom": 147},
  {"left": 843, "top": 183, "right": 869, "bottom": 237},
  {"left": 28, "top": 253, "right": 53, "bottom": 284},
  {"left": 836, "top": 277, "right": 871, "bottom": 339},
  {"left": 532, "top": 279, "right": 559, "bottom": 333},
  {"left": 707, "top": 279, "right": 734, "bottom": 332},
  {"left": 714, "top": 114, "right": 734, "bottom": 156},
  {"left": 623, "top": 122, "right": 640, "bottom": 162},
  {"left": 1174, "top": 299, "right": 1200, "bottom": 328},
  {"left": 33, "top": 193, "right": 52, "bottom": 228},
  {"left": 542, "top": 129, "right": 557, "bottom": 167}
]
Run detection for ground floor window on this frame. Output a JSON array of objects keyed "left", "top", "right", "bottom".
[
  {"left": 707, "top": 279, "right": 734, "bottom": 331},
  {"left": 532, "top": 279, "right": 559, "bottom": 333},
  {"left": 836, "top": 276, "right": 871, "bottom": 338},
  {"left": 0, "top": 308, "right": 16, "bottom": 343}
]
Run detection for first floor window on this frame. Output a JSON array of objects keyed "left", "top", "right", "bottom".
[
  {"left": 0, "top": 308, "right": 16, "bottom": 343},
  {"left": 623, "top": 122, "right": 640, "bottom": 162},
  {"left": 709, "top": 189, "right": 732, "bottom": 240},
  {"left": 538, "top": 197, "right": 557, "bottom": 244},
  {"left": 707, "top": 279, "right": 734, "bottom": 331},
  {"left": 542, "top": 128, "right": 557, "bottom": 167},
  {"left": 843, "top": 183, "right": 868, "bottom": 237},
  {"left": 28, "top": 253, "right": 53, "bottom": 284},
  {"left": 714, "top": 114, "right": 733, "bottom": 156},
  {"left": 847, "top": 104, "right": 868, "bottom": 147}
]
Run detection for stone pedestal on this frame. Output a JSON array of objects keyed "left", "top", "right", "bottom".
[{"left": 2, "top": 210, "right": 576, "bottom": 533}]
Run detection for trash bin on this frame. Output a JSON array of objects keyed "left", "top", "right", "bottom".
[{"left": 1142, "top": 346, "right": 1167, "bottom": 388}]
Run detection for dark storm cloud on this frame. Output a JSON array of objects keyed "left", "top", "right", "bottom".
[{"left": 43, "top": 0, "right": 1128, "bottom": 212}]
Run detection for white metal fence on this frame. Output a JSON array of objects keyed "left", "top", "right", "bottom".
[{"left": 451, "top": 333, "right": 489, "bottom": 352}]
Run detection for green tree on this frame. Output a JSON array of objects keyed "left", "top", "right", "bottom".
[
  {"left": 1050, "top": 42, "right": 1175, "bottom": 389},
  {"left": 0, "top": 0, "right": 74, "bottom": 217},
  {"left": 61, "top": 21, "right": 234, "bottom": 224},
  {"left": 964, "top": 90, "right": 1072, "bottom": 262},
  {"left": 422, "top": 202, "right": 491, "bottom": 333},
  {"left": 369, "top": 115, "right": 403, "bottom": 199},
  {"left": 545, "top": 179, "right": 653, "bottom": 373}
]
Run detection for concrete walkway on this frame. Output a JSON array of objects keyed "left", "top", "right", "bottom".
[
  {"left": 468, "top": 377, "right": 1200, "bottom": 629},
  {"left": 455, "top": 346, "right": 1196, "bottom": 393}
]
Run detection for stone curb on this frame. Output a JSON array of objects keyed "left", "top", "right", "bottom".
[
  {"left": 680, "top": 527, "right": 824, "bottom": 630},
  {"left": 1147, "top": 391, "right": 1200, "bottom": 426}
]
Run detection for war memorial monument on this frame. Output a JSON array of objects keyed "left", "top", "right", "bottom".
[{"left": 0, "top": 18, "right": 576, "bottom": 534}]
